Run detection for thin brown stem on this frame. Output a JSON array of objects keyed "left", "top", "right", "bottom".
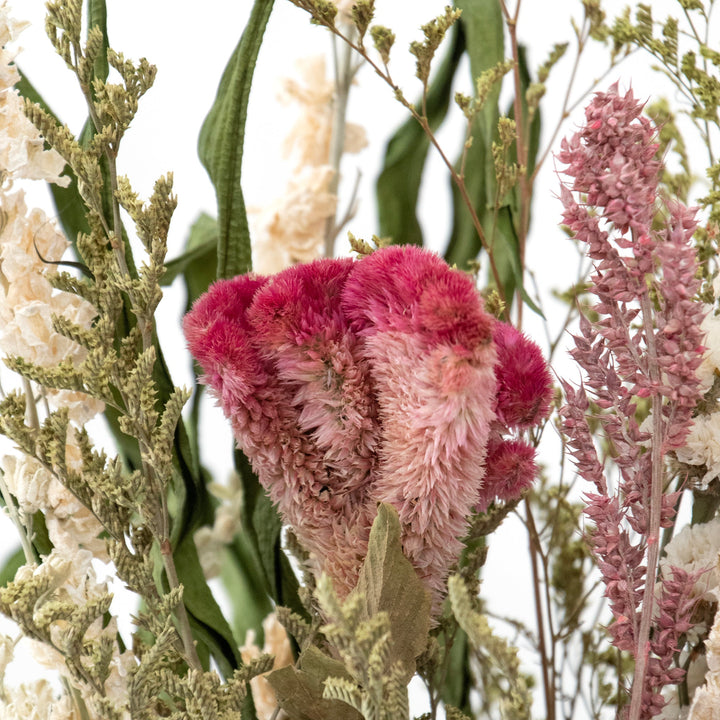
[
  {"left": 311, "top": 19, "right": 510, "bottom": 315},
  {"left": 526, "top": 501, "right": 556, "bottom": 720},
  {"left": 161, "top": 537, "right": 203, "bottom": 671}
]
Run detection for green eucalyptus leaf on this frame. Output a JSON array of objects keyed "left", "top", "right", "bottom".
[
  {"left": 198, "top": 0, "right": 273, "bottom": 279},
  {"left": 351, "top": 503, "right": 431, "bottom": 680},
  {"left": 266, "top": 647, "right": 361, "bottom": 720},
  {"left": 376, "top": 24, "right": 465, "bottom": 247}
]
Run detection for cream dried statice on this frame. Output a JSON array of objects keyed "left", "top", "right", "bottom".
[
  {"left": 185, "top": 245, "right": 552, "bottom": 612},
  {"left": 689, "top": 592, "right": 720, "bottom": 720},
  {"left": 251, "top": 54, "right": 367, "bottom": 273},
  {"left": 661, "top": 517, "right": 720, "bottom": 603},
  {"left": 559, "top": 84, "right": 706, "bottom": 719}
]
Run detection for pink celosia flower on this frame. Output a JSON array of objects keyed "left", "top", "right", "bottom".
[
  {"left": 185, "top": 245, "right": 551, "bottom": 610},
  {"left": 559, "top": 84, "right": 706, "bottom": 719}
]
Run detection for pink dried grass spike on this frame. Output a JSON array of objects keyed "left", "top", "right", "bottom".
[{"left": 559, "top": 84, "right": 706, "bottom": 719}]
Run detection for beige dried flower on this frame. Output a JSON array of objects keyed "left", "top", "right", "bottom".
[
  {"left": 279, "top": 55, "right": 367, "bottom": 170},
  {"left": 0, "top": 5, "right": 67, "bottom": 187},
  {"left": 0, "top": 678, "right": 81, "bottom": 720},
  {"left": 251, "top": 165, "right": 337, "bottom": 274},
  {"left": 240, "top": 613, "right": 293, "bottom": 720},
  {"left": 689, "top": 580, "right": 720, "bottom": 719}
]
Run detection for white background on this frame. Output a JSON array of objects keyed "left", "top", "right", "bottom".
[{"left": 0, "top": 0, "right": 707, "bottom": 716}]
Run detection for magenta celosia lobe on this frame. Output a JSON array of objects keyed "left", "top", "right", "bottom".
[{"left": 184, "top": 245, "right": 551, "bottom": 609}]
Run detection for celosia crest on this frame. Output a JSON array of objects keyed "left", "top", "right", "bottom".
[{"left": 185, "top": 245, "right": 551, "bottom": 610}]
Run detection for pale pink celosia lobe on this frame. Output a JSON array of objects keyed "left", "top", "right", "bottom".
[
  {"left": 559, "top": 84, "right": 706, "bottom": 719},
  {"left": 341, "top": 246, "right": 498, "bottom": 607},
  {"left": 185, "top": 245, "right": 552, "bottom": 610}
]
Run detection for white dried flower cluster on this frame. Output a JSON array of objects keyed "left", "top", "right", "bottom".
[
  {"left": 0, "top": 0, "right": 104, "bottom": 555},
  {"left": 193, "top": 473, "right": 243, "bottom": 579},
  {"left": 0, "top": 3, "right": 67, "bottom": 186},
  {"left": 0, "top": 6, "right": 130, "bottom": 718},
  {"left": 0, "top": 678, "right": 80, "bottom": 720},
  {"left": 251, "top": 54, "right": 367, "bottom": 273},
  {"left": 661, "top": 517, "right": 720, "bottom": 602},
  {"left": 689, "top": 592, "right": 720, "bottom": 720},
  {"left": 0, "top": 453, "right": 106, "bottom": 558},
  {"left": 239, "top": 613, "right": 293, "bottom": 720},
  {"left": 677, "top": 283, "right": 720, "bottom": 489}
]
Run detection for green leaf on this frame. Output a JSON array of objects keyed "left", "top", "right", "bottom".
[
  {"left": 161, "top": 213, "right": 218, "bottom": 291},
  {"left": 198, "top": 0, "right": 274, "bottom": 279},
  {"left": 444, "top": 0, "right": 504, "bottom": 272},
  {"left": 266, "top": 647, "right": 361, "bottom": 720},
  {"left": 376, "top": 24, "right": 465, "bottom": 247},
  {"left": 439, "top": 627, "right": 473, "bottom": 712},
  {"left": 173, "top": 531, "right": 241, "bottom": 677},
  {"left": 491, "top": 44, "right": 543, "bottom": 316},
  {"left": 351, "top": 503, "right": 431, "bottom": 680},
  {"left": 222, "top": 536, "right": 274, "bottom": 647},
  {"left": 0, "top": 547, "right": 25, "bottom": 588},
  {"left": 87, "top": 0, "right": 109, "bottom": 83}
]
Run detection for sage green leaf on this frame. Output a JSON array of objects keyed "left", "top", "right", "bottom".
[
  {"left": 198, "top": 0, "right": 274, "bottom": 279},
  {"left": 0, "top": 548, "right": 25, "bottom": 588},
  {"left": 376, "top": 24, "right": 465, "bottom": 247},
  {"left": 266, "top": 647, "right": 361, "bottom": 720},
  {"left": 173, "top": 531, "right": 241, "bottom": 677},
  {"left": 161, "top": 213, "right": 218, "bottom": 291},
  {"left": 222, "top": 535, "right": 274, "bottom": 647},
  {"left": 444, "top": 0, "right": 504, "bottom": 273},
  {"left": 439, "top": 627, "right": 473, "bottom": 712},
  {"left": 351, "top": 503, "right": 431, "bottom": 680}
]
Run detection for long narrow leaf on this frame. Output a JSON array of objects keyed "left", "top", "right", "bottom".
[
  {"left": 198, "top": 0, "right": 274, "bottom": 279},
  {"left": 444, "top": 0, "right": 504, "bottom": 272}
]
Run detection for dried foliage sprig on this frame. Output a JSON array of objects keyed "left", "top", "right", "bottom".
[{"left": 559, "top": 83, "right": 707, "bottom": 719}]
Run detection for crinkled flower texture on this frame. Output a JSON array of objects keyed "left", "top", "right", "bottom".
[
  {"left": 250, "top": 55, "right": 368, "bottom": 275},
  {"left": 185, "top": 245, "right": 552, "bottom": 611},
  {"left": 689, "top": 594, "right": 720, "bottom": 720},
  {"left": 661, "top": 518, "right": 720, "bottom": 602}
]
